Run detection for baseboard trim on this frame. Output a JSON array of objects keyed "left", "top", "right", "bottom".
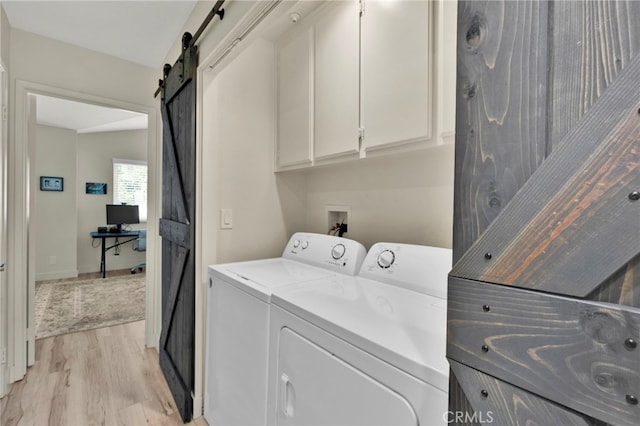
[{"left": 35, "top": 270, "right": 78, "bottom": 282}]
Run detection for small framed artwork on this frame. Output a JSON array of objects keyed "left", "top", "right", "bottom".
[
  {"left": 40, "top": 176, "right": 64, "bottom": 192},
  {"left": 86, "top": 182, "right": 107, "bottom": 195}
]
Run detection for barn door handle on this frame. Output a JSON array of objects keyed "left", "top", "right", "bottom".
[
  {"left": 280, "top": 373, "right": 295, "bottom": 418},
  {"left": 0, "top": 262, "right": 5, "bottom": 272}
]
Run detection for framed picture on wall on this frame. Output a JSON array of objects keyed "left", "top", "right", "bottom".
[
  {"left": 40, "top": 176, "right": 64, "bottom": 192},
  {"left": 86, "top": 182, "right": 107, "bottom": 195}
]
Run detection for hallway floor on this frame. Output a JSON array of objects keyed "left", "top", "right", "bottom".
[{"left": 0, "top": 320, "right": 207, "bottom": 426}]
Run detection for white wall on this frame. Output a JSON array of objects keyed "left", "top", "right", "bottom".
[
  {"left": 10, "top": 29, "right": 158, "bottom": 106},
  {"left": 34, "top": 125, "right": 78, "bottom": 280},
  {"left": 176, "top": 1, "right": 456, "bottom": 418},
  {"left": 77, "top": 130, "right": 147, "bottom": 274},
  {"left": 0, "top": 4, "right": 9, "bottom": 64},
  {"left": 7, "top": 25, "right": 162, "bottom": 367},
  {"left": 203, "top": 38, "right": 306, "bottom": 266},
  {"left": 32, "top": 127, "right": 148, "bottom": 278},
  {"left": 304, "top": 147, "right": 454, "bottom": 250},
  {"left": 0, "top": 4, "right": 9, "bottom": 398}
]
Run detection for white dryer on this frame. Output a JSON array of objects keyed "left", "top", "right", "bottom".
[
  {"left": 267, "top": 242, "right": 452, "bottom": 426},
  {"left": 204, "top": 232, "right": 367, "bottom": 426}
]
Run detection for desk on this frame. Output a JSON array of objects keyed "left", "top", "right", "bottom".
[{"left": 90, "top": 230, "right": 141, "bottom": 278}]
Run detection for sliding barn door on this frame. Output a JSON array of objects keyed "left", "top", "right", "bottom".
[
  {"left": 449, "top": 1, "right": 640, "bottom": 425},
  {"left": 159, "top": 37, "right": 197, "bottom": 423}
]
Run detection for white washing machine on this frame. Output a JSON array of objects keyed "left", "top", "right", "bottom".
[
  {"left": 204, "top": 232, "right": 367, "bottom": 426},
  {"left": 267, "top": 242, "right": 452, "bottom": 426}
]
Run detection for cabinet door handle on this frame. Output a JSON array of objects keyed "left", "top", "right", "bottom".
[
  {"left": 0, "top": 263, "right": 5, "bottom": 272},
  {"left": 280, "top": 373, "right": 295, "bottom": 418}
]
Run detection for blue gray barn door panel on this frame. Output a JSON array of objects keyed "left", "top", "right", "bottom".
[
  {"left": 449, "top": 1, "right": 640, "bottom": 425},
  {"left": 159, "top": 39, "right": 197, "bottom": 423}
]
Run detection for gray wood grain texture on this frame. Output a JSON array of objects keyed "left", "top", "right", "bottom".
[
  {"left": 451, "top": 1, "right": 550, "bottom": 421},
  {"left": 550, "top": 0, "right": 640, "bottom": 306},
  {"left": 452, "top": 0, "right": 549, "bottom": 264},
  {"left": 448, "top": 276, "right": 640, "bottom": 426},
  {"left": 451, "top": 0, "right": 640, "bottom": 423},
  {"left": 159, "top": 218, "right": 190, "bottom": 248},
  {"left": 450, "top": 51, "right": 640, "bottom": 298},
  {"left": 550, "top": 0, "right": 640, "bottom": 150},
  {"left": 163, "top": 45, "right": 198, "bottom": 103},
  {"left": 159, "top": 49, "right": 197, "bottom": 422},
  {"left": 449, "top": 360, "right": 597, "bottom": 426},
  {"left": 589, "top": 254, "right": 640, "bottom": 307}
]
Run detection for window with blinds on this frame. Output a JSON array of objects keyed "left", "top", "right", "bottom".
[{"left": 112, "top": 158, "right": 148, "bottom": 222}]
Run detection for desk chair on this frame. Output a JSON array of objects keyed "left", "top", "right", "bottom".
[{"left": 130, "top": 230, "right": 146, "bottom": 274}]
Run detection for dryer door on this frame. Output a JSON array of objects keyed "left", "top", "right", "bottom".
[{"left": 276, "top": 328, "right": 419, "bottom": 426}]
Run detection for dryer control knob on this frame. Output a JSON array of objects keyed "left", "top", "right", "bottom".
[
  {"left": 377, "top": 250, "right": 395, "bottom": 269},
  {"left": 293, "top": 239, "right": 301, "bottom": 248},
  {"left": 331, "top": 244, "right": 346, "bottom": 260},
  {"left": 301, "top": 241, "right": 309, "bottom": 249}
]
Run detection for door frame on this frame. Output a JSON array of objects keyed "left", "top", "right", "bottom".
[
  {"left": 8, "top": 80, "right": 161, "bottom": 383},
  {"left": 0, "top": 62, "right": 8, "bottom": 398}
]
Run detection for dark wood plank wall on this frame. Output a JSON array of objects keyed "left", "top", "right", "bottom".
[
  {"left": 550, "top": 0, "right": 640, "bottom": 306},
  {"left": 450, "top": 0, "right": 640, "bottom": 424},
  {"left": 452, "top": 0, "right": 549, "bottom": 264},
  {"left": 448, "top": 277, "right": 640, "bottom": 425},
  {"left": 451, "top": 1, "right": 550, "bottom": 422},
  {"left": 450, "top": 56, "right": 640, "bottom": 297}
]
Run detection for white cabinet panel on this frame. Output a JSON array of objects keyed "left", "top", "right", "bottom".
[
  {"left": 314, "top": 0, "right": 360, "bottom": 160},
  {"left": 361, "top": 0, "right": 431, "bottom": 152},
  {"left": 277, "top": 29, "right": 313, "bottom": 169}
]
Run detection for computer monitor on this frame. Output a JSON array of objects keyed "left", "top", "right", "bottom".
[{"left": 106, "top": 204, "right": 140, "bottom": 233}]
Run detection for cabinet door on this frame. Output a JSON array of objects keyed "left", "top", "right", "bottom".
[
  {"left": 314, "top": 0, "right": 360, "bottom": 161},
  {"left": 277, "top": 29, "right": 314, "bottom": 169},
  {"left": 361, "top": 0, "right": 431, "bottom": 152},
  {"left": 276, "top": 328, "right": 419, "bottom": 426}
]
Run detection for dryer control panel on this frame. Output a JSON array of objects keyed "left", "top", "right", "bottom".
[
  {"left": 283, "top": 233, "right": 366, "bottom": 276},
  {"left": 359, "top": 243, "right": 452, "bottom": 299}
]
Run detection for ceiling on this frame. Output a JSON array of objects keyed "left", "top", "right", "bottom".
[
  {"left": 2, "top": 0, "right": 197, "bottom": 68},
  {"left": 36, "top": 95, "right": 148, "bottom": 133},
  {"left": 3, "top": 0, "right": 199, "bottom": 132}
]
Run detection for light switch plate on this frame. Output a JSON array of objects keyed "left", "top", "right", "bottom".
[{"left": 220, "top": 209, "right": 233, "bottom": 229}]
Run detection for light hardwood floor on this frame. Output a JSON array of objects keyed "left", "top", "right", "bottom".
[{"left": 0, "top": 320, "right": 207, "bottom": 426}]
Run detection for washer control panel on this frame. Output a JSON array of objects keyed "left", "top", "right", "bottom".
[
  {"left": 283, "top": 233, "right": 366, "bottom": 276},
  {"left": 359, "top": 243, "right": 452, "bottom": 299},
  {"left": 376, "top": 249, "right": 395, "bottom": 269}
]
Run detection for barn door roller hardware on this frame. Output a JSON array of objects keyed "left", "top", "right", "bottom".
[{"left": 155, "top": 0, "right": 225, "bottom": 98}]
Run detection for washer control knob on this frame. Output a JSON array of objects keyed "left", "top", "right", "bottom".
[
  {"left": 331, "top": 244, "right": 346, "bottom": 260},
  {"left": 377, "top": 250, "right": 395, "bottom": 269},
  {"left": 293, "top": 239, "right": 301, "bottom": 248},
  {"left": 301, "top": 241, "right": 309, "bottom": 249}
]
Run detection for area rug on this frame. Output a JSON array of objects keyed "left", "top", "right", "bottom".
[{"left": 35, "top": 274, "right": 145, "bottom": 339}]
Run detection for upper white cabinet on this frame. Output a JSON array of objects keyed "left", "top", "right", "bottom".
[
  {"left": 275, "top": 0, "right": 453, "bottom": 171},
  {"left": 276, "top": 28, "right": 314, "bottom": 169},
  {"left": 360, "top": 0, "right": 431, "bottom": 153},
  {"left": 314, "top": 0, "right": 360, "bottom": 161}
]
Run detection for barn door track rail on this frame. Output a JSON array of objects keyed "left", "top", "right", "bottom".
[{"left": 154, "top": 0, "right": 225, "bottom": 99}]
